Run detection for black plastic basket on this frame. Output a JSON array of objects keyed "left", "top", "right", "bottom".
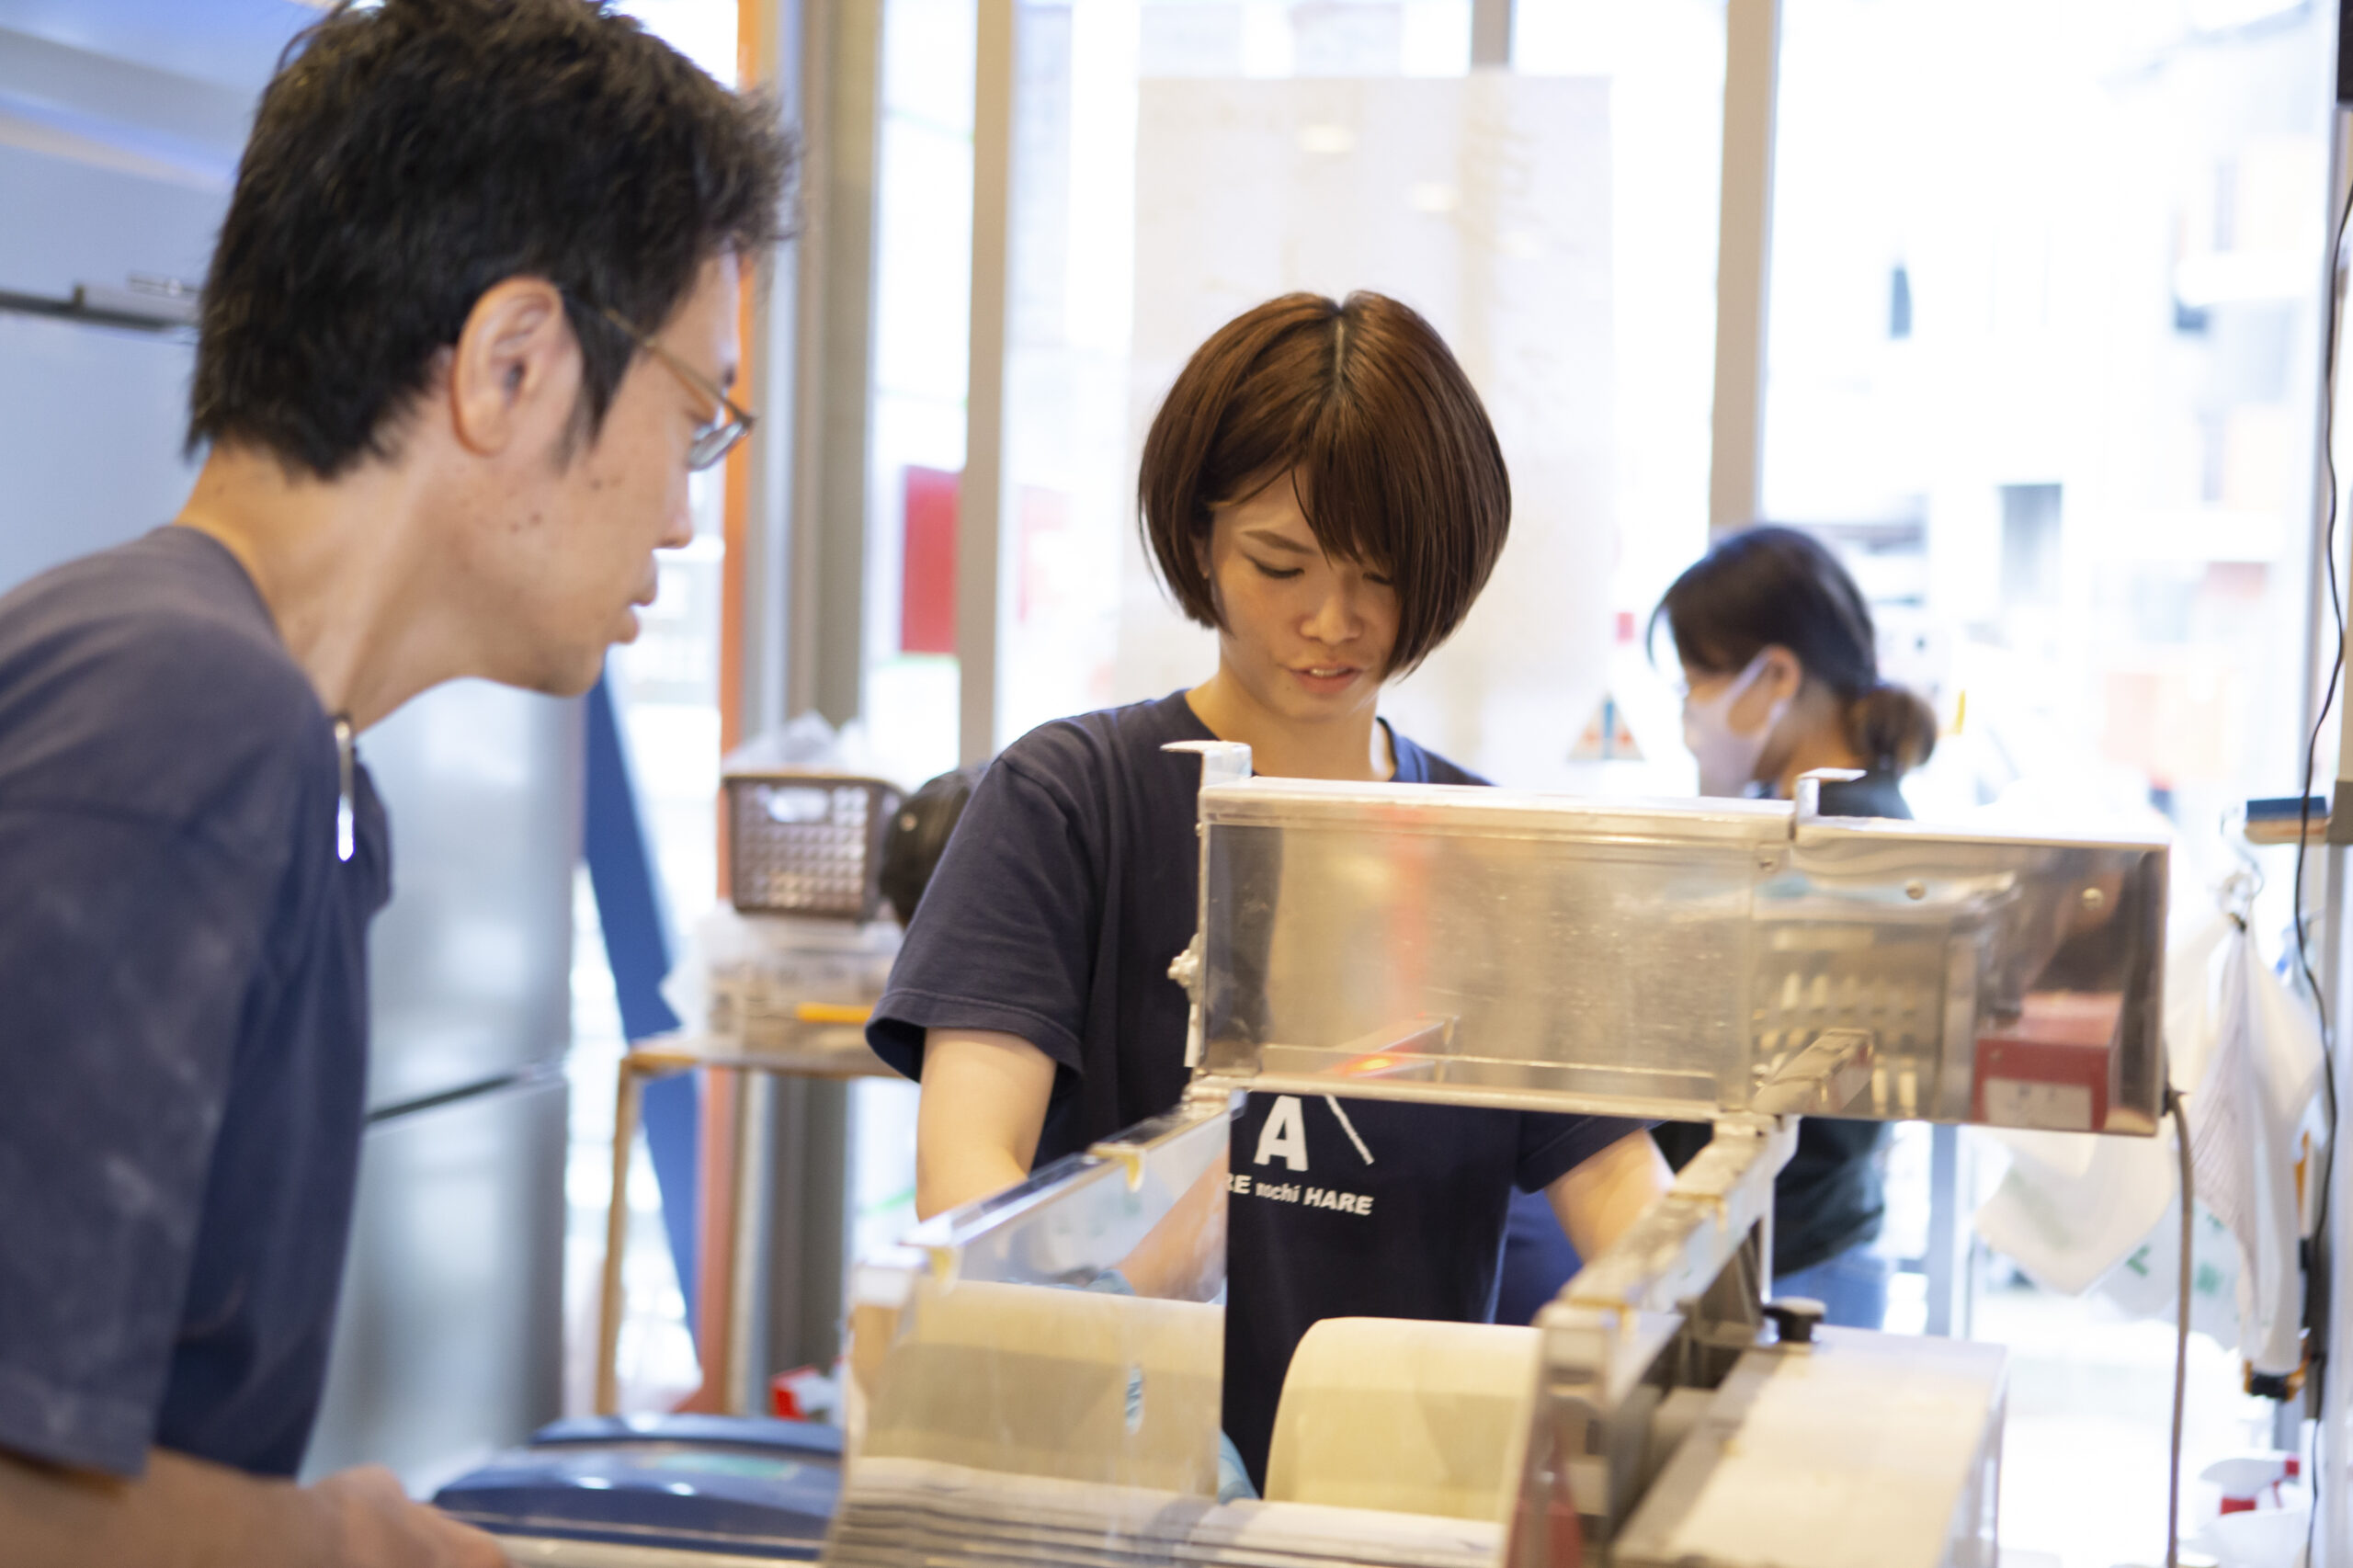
[{"left": 724, "top": 771, "right": 903, "bottom": 922}]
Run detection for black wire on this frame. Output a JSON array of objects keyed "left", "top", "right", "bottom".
[
  {"left": 2293, "top": 165, "right": 2348, "bottom": 1174},
  {"left": 2295, "top": 130, "right": 2352, "bottom": 1563}
]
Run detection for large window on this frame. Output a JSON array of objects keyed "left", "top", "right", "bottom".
[
  {"left": 858, "top": 0, "right": 1726, "bottom": 792},
  {"left": 1761, "top": 2, "right": 2336, "bottom": 1555},
  {"left": 832, "top": 5, "right": 2339, "bottom": 1552},
  {"left": 1764, "top": 0, "right": 2332, "bottom": 880}
]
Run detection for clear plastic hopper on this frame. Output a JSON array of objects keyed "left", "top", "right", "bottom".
[{"left": 1187, "top": 775, "right": 2165, "bottom": 1135}]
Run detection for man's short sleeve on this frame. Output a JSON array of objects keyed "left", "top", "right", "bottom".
[
  {"left": 1514, "top": 1111, "right": 1654, "bottom": 1195},
  {"left": 0, "top": 813, "right": 271, "bottom": 1476},
  {"left": 866, "top": 757, "right": 1099, "bottom": 1082}
]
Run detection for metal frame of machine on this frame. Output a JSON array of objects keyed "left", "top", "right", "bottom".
[{"left": 823, "top": 751, "right": 2167, "bottom": 1566}]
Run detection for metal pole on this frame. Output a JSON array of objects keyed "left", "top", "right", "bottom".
[
  {"left": 784, "top": 0, "right": 883, "bottom": 729},
  {"left": 1470, "top": 0, "right": 1513, "bottom": 68},
  {"left": 725, "top": 1069, "right": 776, "bottom": 1414},
  {"left": 2307, "top": 116, "right": 2347, "bottom": 769},
  {"left": 595, "top": 1061, "right": 646, "bottom": 1415},
  {"left": 1924, "top": 1122, "right": 1965, "bottom": 1337},
  {"left": 2325, "top": 832, "right": 2351, "bottom": 1562},
  {"left": 2313, "top": 14, "right": 2351, "bottom": 1540},
  {"left": 733, "top": 0, "right": 792, "bottom": 741},
  {"left": 2325, "top": 815, "right": 2352, "bottom": 1556},
  {"left": 958, "top": 0, "right": 1014, "bottom": 767},
  {"left": 761, "top": 1076, "right": 854, "bottom": 1384},
  {"left": 1708, "top": 0, "right": 1781, "bottom": 535}
]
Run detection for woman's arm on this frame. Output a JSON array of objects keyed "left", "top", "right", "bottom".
[
  {"left": 1544, "top": 1129, "right": 1672, "bottom": 1259},
  {"left": 914, "top": 1028, "right": 1057, "bottom": 1219}
]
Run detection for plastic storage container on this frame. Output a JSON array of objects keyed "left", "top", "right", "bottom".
[{"left": 725, "top": 770, "right": 902, "bottom": 923}]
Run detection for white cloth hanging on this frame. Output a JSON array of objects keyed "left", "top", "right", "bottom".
[
  {"left": 1972, "top": 909, "right": 2326, "bottom": 1377},
  {"left": 2187, "top": 922, "right": 2326, "bottom": 1376}
]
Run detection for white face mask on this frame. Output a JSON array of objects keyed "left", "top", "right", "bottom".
[{"left": 1682, "top": 653, "right": 1789, "bottom": 798}]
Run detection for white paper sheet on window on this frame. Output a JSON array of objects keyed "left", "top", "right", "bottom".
[{"left": 1104, "top": 74, "right": 1615, "bottom": 788}]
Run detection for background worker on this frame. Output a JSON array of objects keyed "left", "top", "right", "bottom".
[
  {"left": 1654, "top": 523, "right": 1940, "bottom": 1326},
  {"left": 0, "top": 3, "right": 788, "bottom": 1562},
  {"left": 866, "top": 290, "right": 1670, "bottom": 1492}
]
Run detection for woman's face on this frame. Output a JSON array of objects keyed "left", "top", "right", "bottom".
[
  {"left": 1677, "top": 647, "right": 1802, "bottom": 796},
  {"left": 1677, "top": 650, "right": 1799, "bottom": 735},
  {"left": 1201, "top": 471, "right": 1400, "bottom": 726}
]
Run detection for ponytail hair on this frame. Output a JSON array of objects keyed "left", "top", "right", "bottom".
[
  {"left": 1847, "top": 681, "right": 1938, "bottom": 775},
  {"left": 1654, "top": 525, "right": 1938, "bottom": 778}
]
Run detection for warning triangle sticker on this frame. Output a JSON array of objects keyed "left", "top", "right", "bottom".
[{"left": 1569, "top": 694, "right": 1643, "bottom": 763}]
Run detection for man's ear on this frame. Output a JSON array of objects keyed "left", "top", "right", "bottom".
[{"left": 448, "top": 277, "right": 576, "bottom": 460}]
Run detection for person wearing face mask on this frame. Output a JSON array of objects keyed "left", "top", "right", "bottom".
[
  {"left": 1665, "top": 528, "right": 1936, "bottom": 816},
  {"left": 864, "top": 291, "right": 1669, "bottom": 1494},
  {"left": 1659, "top": 524, "right": 1938, "bottom": 1325},
  {"left": 1497, "top": 524, "right": 1940, "bottom": 1330}
]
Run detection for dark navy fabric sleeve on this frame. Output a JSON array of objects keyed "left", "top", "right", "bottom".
[
  {"left": 1513, "top": 1112, "right": 1654, "bottom": 1194},
  {"left": 867, "top": 755, "right": 1098, "bottom": 1083},
  {"left": 0, "top": 802, "right": 283, "bottom": 1475}
]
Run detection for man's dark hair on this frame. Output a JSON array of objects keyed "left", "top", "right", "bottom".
[
  {"left": 1136, "top": 291, "right": 1510, "bottom": 676},
  {"left": 188, "top": 0, "right": 793, "bottom": 478}
]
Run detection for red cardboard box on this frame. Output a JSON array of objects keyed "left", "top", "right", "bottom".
[{"left": 1972, "top": 991, "right": 2124, "bottom": 1132}]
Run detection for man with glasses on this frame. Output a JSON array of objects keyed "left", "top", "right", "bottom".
[
  {"left": 0, "top": 2, "right": 786, "bottom": 1562},
  {"left": 596, "top": 302, "right": 761, "bottom": 473}
]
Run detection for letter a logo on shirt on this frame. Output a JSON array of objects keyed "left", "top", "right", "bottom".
[{"left": 1254, "top": 1095, "right": 1310, "bottom": 1171}]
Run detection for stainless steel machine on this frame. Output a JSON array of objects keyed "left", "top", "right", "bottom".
[{"left": 824, "top": 746, "right": 2167, "bottom": 1568}]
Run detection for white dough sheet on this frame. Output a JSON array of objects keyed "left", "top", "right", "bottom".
[
  {"left": 1266, "top": 1317, "right": 1540, "bottom": 1526},
  {"left": 831, "top": 1294, "right": 1543, "bottom": 1568}
]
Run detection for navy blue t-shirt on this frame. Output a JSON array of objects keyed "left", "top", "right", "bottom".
[
  {"left": 0, "top": 528, "right": 390, "bottom": 1479},
  {"left": 867, "top": 690, "right": 1643, "bottom": 1489}
]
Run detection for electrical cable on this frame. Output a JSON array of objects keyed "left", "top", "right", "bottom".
[
  {"left": 2296, "top": 133, "right": 2353, "bottom": 1563},
  {"left": 2169, "top": 1083, "right": 2194, "bottom": 1568},
  {"left": 2294, "top": 166, "right": 2348, "bottom": 1178}
]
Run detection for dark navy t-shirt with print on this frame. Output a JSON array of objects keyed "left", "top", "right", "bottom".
[
  {"left": 0, "top": 528, "right": 390, "bottom": 1479},
  {"left": 867, "top": 690, "right": 1645, "bottom": 1490}
]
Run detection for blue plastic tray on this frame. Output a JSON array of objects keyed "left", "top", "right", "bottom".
[{"left": 433, "top": 1415, "right": 841, "bottom": 1561}]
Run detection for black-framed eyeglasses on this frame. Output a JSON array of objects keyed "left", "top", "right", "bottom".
[{"left": 595, "top": 303, "right": 756, "bottom": 471}]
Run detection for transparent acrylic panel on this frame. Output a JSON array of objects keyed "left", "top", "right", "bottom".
[
  {"left": 833, "top": 1108, "right": 1234, "bottom": 1565},
  {"left": 831, "top": 1103, "right": 1514, "bottom": 1568},
  {"left": 1197, "top": 778, "right": 2166, "bottom": 1134},
  {"left": 1200, "top": 790, "right": 1775, "bottom": 1116}
]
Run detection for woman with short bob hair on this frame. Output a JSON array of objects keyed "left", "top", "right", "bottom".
[
  {"left": 866, "top": 290, "right": 1666, "bottom": 1493},
  {"left": 1138, "top": 290, "right": 1509, "bottom": 679}
]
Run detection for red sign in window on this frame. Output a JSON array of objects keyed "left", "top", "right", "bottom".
[{"left": 902, "top": 465, "right": 959, "bottom": 654}]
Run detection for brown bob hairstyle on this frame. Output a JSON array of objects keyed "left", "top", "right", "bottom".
[{"left": 1137, "top": 290, "right": 1509, "bottom": 676}]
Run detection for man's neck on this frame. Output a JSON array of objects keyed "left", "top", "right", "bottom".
[
  {"left": 1184, "top": 668, "right": 1393, "bottom": 782},
  {"left": 174, "top": 444, "right": 461, "bottom": 732}
]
